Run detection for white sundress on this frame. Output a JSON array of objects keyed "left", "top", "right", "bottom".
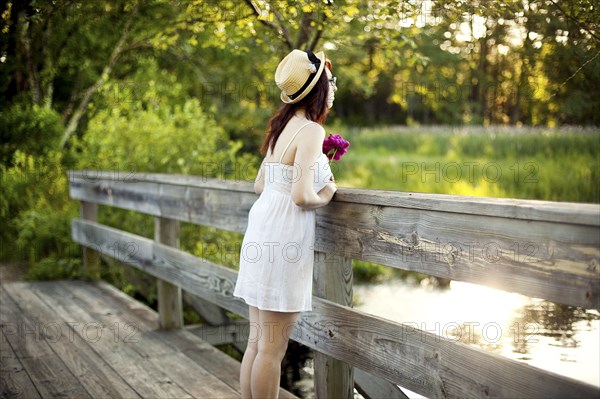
[{"left": 233, "top": 121, "right": 333, "bottom": 312}]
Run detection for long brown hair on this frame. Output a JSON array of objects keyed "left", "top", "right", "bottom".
[{"left": 260, "top": 60, "right": 333, "bottom": 156}]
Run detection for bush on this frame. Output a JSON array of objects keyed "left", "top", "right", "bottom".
[
  {"left": 352, "top": 260, "right": 389, "bottom": 283},
  {"left": 1, "top": 150, "right": 77, "bottom": 260},
  {"left": 0, "top": 103, "right": 64, "bottom": 166},
  {"left": 74, "top": 96, "right": 254, "bottom": 178}
]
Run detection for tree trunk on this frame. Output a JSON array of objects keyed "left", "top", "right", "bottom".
[
  {"left": 59, "top": 6, "right": 137, "bottom": 148},
  {"left": 19, "top": 14, "right": 41, "bottom": 105},
  {"left": 478, "top": 24, "right": 489, "bottom": 125}
]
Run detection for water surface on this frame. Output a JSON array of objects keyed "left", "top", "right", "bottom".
[{"left": 353, "top": 277, "right": 600, "bottom": 397}]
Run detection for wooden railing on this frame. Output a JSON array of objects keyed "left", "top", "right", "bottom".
[{"left": 67, "top": 169, "right": 600, "bottom": 399}]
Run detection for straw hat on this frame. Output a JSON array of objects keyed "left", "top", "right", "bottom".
[{"left": 275, "top": 49, "right": 326, "bottom": 104}]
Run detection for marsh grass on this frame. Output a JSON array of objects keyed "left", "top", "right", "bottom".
[{"left": 333, "top": 125, "right": 599, "bottom": 203}]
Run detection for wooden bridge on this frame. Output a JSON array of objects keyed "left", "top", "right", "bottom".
[{"left": 2, "top": 169, "right": 599, "bottom": 398}]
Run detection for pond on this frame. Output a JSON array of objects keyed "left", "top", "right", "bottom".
[{"left": 352, "top": 276, "right": 600, "bottom": 398}]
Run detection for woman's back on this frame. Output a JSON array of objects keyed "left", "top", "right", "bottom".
[{"left": 262, "top": 118, "right": 332, "bottom": 193}]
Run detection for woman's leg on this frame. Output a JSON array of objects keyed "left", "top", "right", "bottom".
[
  {"left": 241, "top": 305, "right": 260, "bottom": 398},
  {"left": 251, "top": 309, "right": 301, "bottom": 399}
]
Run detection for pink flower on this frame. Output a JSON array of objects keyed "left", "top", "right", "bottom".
[{"left": 323, "top": 133, "right": 350, "bottom": 161}]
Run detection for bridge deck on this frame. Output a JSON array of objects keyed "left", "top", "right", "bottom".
[{"left": 0, "top": 279, "right": 299, "bottom": 398}]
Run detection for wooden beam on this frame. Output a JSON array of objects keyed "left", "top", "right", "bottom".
[
  {"left": 313, "top": 251, "right": 354, "bottom": 399},
  {"left": 67, "top": 170, "right": 600, "bottom": 225},
  {"left": 182, "top": 291, "right": 248, "bottom": 353},
  {"left": 354, "top": 368, "right": 409, "bottom": 399},
  {"left": 315, "top": 201, "right": 600, "bottom": 310},
  {"left": 79, "top": 201, "right": 100, "bottom": 280},
  {"left": 154, "top": 216, "right": 183, "bottom": 330}
]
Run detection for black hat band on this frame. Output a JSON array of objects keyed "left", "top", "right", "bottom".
[{"left": 288, "top": 50, "right": 321, "bottom": 100}]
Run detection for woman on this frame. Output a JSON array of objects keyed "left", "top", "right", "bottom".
[{"left": 233, "top": 48, "right": 338, "bottom": 398}]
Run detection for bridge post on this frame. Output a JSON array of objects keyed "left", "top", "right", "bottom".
[
  {"left": 313, "top": 250, "right": 354, "bottom": 399},
  {"left": 80, "top": 201, "right": 100, "bottom": 280},
  {"left": 154, "top": 216, "right": 183, "bottom": 329}
]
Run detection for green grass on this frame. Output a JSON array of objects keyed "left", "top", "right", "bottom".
[{"left": 332, "top": 126, "right": 599, "bottom": 203}]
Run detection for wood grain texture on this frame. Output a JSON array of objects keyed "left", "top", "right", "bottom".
[
  {"left": 87, "top": 279, "right": 297, "bottom": 399},
  {"left": 26, "top": 281, "right": 195, "bottom": 398},
  {"left": 302, "top": 297, "right": 600, "bottom": 399},
  {"left": 70, "top": 219, "right": 600, "bottom": 399},
  {"left": 313, "top": 251, "right": 354, "bottom": 399},
  {"left": 154, "top": 217, "right": 184, "bottom": 330},
  {"left": 0, "top": 329, "right": 43, "bottom": 399},
  {"left": 0, "top": 285, "right": 93, "bottom": 398},
  {"left": 71, "top": 218, "right": 247, "bottom": 316},
  {"left": 68, "top": 170, "right": 599, "bottom": 225},
  {"left": 354, "top": 368, "right": 409, "bottom": 399},
  {"left": 68, "top": 172, "right": 600, "bottom": 309},
  {"left": 80, "top": 201, "right": 100, "bottom": 280},
  {"left": 181, "top": 292, "right": 248, "bottom": 353},
  {"left": 53, "top": 280, "right": 241, "bottom": 398},
  {"left": 2, "top": 283, "right": 141, "bottom": 399},
  {"left": 315, "top": 201, "right": 600, "bottom": 310}
]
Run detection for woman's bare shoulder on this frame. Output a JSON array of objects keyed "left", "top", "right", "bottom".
[{"left": 297, "top": 122, "right": 325, "bottom": 143}]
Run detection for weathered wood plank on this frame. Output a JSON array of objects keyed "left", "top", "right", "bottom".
[
  {"left": 333, "top": 188, "right": 600, "bottom": 226},
  {"left": 181, "top": 292, "right": 249, "bottom": 352},
  {"left": 70, "top": 219, "right": 599, "bottom": 399},
  {"left": 315, "top": 201, "right": 600, "bottom": 310},
  {"left": 67, "top": 174, "right": 600, "bottom": 309},
  {"left": 83, "top": 279, "right": 298, "bottom": 399},
  {"left": 301, "top": 298, "right": 600, "bottom": 399},
  {"left": 29, "top": 281, "right": 195, "bottom": 398},
  {"left": 80, "top": 201, "right": 100, "bottom": 280},
  {"left": 354, "top": 368, "right": 409, "bottom": 399},
  {"left": 67, "top": 170, "right": 600, "bottom": 225},
  {"left": 0, "top": 285, "right": 92, "bottom": 398},
  {"left": 313, "top": 251, "right": 354, "bottom": 399},
  {"left": 154, "top": 216, "right": 183, "bottom": 330},
  {"left": 71, "top": 218, "right": 247, "bottom": 316},
  {"left": 68, "top": 175, "right": 255, "bottom": 233},
  {"left": 2, "top": 282, "right": 141, "bottom": 399},
  {"left": 0, "top": 328, "right": 42, "bottom": 399},
  {"left": 50, "top": 280, "right": 241, "bottom": 398},
  {"left": 181, "top": 291, "right": 249, "bottom": 350},
  {"left": 182, "top": 291, "right": 231, "bottom": 325}
]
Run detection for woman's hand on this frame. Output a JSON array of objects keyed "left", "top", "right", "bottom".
[{"left": 323, "top": 180, "right": 338, "bottom": 199}]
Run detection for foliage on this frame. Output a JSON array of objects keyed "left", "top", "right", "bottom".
[
  {"left": 72, "top": 61, "right": 259, "bottom": 181},
  {"left": 25, "top": 257, "right": 84, "bottom": 281},
  {"left": 352, "top": 259, "right": 390, "bottom": 283},
  {"left": 0, "top": 149, "right": 81, "bottom": 274},
  {"left": 2, "top": 0, "right": 598, "bottom": 142},
  {"left": 0, "top": 103, "right": 64, "bottom": 165}
]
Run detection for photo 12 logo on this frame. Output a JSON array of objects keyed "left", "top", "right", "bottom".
[
  {"left": 401, "top": 161, "right": 539, "bottom": 184},
  {"left": 1, "top": 321, "right": 139, "bottom": 344}
]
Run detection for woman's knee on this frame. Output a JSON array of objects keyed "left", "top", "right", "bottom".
[
  {"left": 255, "top": 328, "right": 293, "bottom": 359},
  {"left": 245, "top": 338, "right": 259, "bottom": 355},
  {"left": 255, "top": 309, "right": 299, "bottom": 357},
  {"left": 256, "top": 342, "right": 289, "bottom": 364}
]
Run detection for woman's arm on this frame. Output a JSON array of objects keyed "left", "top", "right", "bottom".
[{"left": 290, "top": 125, "right": 337, "bottom": 209}]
